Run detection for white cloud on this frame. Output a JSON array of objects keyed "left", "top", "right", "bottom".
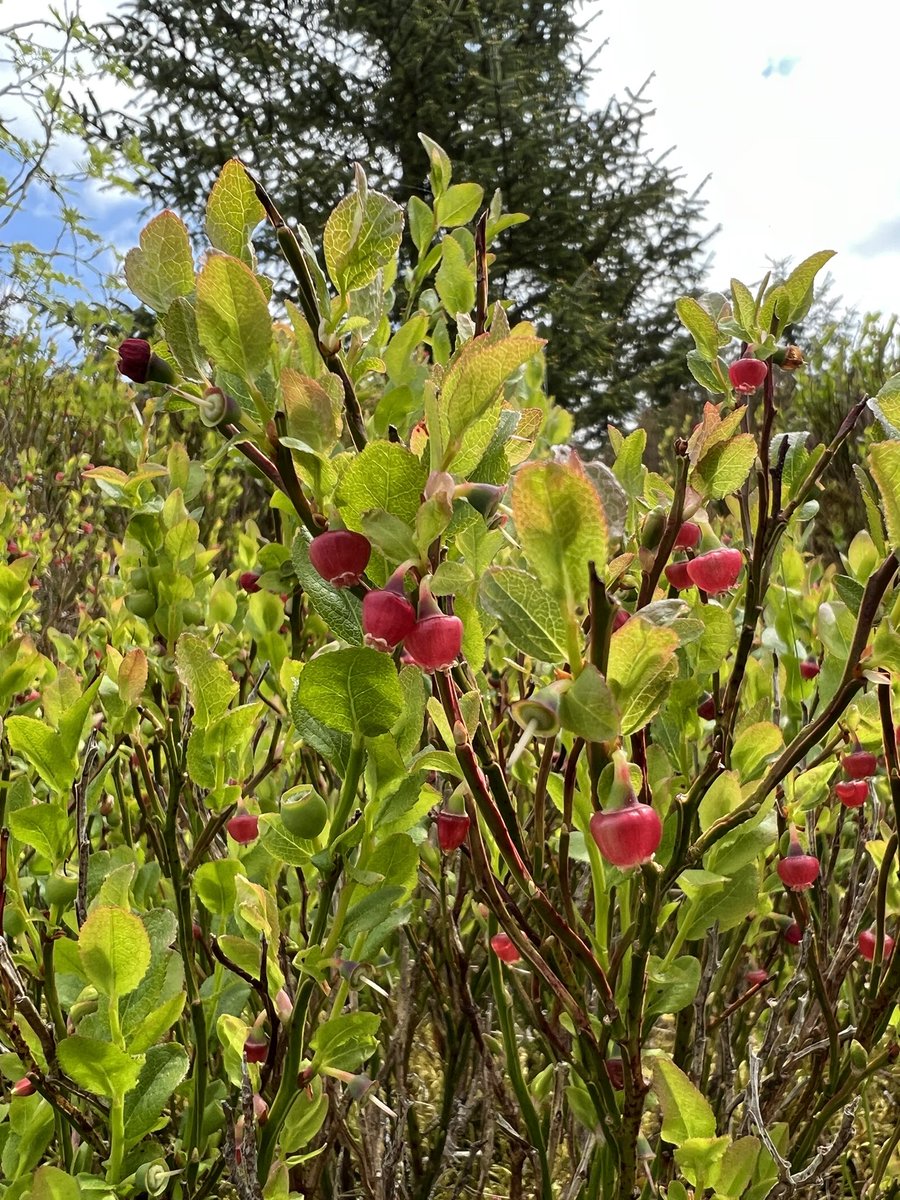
[{"left": 592, "top": 0, "right": 900, "bottom": 316}]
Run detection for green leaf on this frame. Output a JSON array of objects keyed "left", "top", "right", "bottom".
[
  {"left": 480, "top": 568, "right": 568, "bottom": 661},
  {"left": 163, "top": 297, "right": 207, "bottom": 382},
  {"left": 687, "top": 351, "right": 727, "bottom": 394},
  {"left": 296, "top": 647, "right": 403, "bottom": 737},
  {"left": 707, "top": 802, "right": 777, "bottom": 876},
  {"left": 710, "top": 1136, "right": 761, "bottom": 1200},
  {"left": 79, "top": 905, "right": 151, "bottom": 998},
  {"left": 31, "top": 1166, "right": 82, "bottom": 1200},
  {"left": 194, "top": 859, "right": 241, "bottom": 915},
  {"left": 511, "top": 460, "right": 608, "bottom": 604},
  {"left": 336, "top": 442, "right": 428, "bottom": 531},
  {"left": 281, "top": 369, "right": 343, "bottom": 453},
  {"left": 384, "top": 314, "right": 429, "bottom": 385},
  {"left": 434, "top": 182, "right": 484, "bottom": 228},
  {"left": 291, "top": 532, "right": 363, "bottom": 644},
  {"left": 57, "top": 1036, "right": 141, "bottom": 1099},
  {"left": 731, "top": 723, "right": 783, "bottom": 782},
  {"left": 418, "top": 133, "right": 452, "bottom": 195},
  {"left": 408, "top": 197, "right": 435, "bottom": 256},
  {"left": 123, "top": 1043, "right": 189, "bottom": 1145},
  {"left": 442, "top": 331, "right": 545, "bottom": 455},
  {"left": 310, "top": 1011, "right": 380, "bottom": 1073},
  {"left": 5, "top": 717, "right": 74, "bottom": 794},
  {"left": 195, "top": 254, "right": 272, "bottom": 381},
  {"left": 698, "top": 771, "right": 742, "bottom": 832},
  {"left": 174, "top": 634, "right": 238, "bottom": 729},
  {"left": 117, "top": 648, "right": 148, "bottom": 707},
  {"left": 124, "top": 210, "right": 194, "bottom": 314},
  {"left": 206, "top": 159, "right": 265, "bottom": 265},
  {"left": 607, "top": 619, "right": 679, "bottom": 735},
  {"left": 675, "top": 296, "right": 720, "bottom": 362},
  {"left": 693, "top": 434, "right": 758, "bottom": 499},
  {"left": 355, "top": 832, "right": 419, "bottom": 900},
  {"left": 676, "top": 1137, "right": 730, "bottom": 1189},
  {"left": 868, "top": 374, "right": 900, "bottom": 436},
  {"left": 324, "top": 185, "right": 404, "bottom": 295},
  {"left": 692, "top": 604, "right": 736, "bottom": 674},
  {"left": 435, "top": 235, "right": 475, "bottom": 316},
  {"left": 558, "top": 666, "right": 620, "bottom": 742},
  {"left": 8, "top": 803, "right": 69, "bottom": 861},
  {"left": 869, "top": 442, "right": 900, "bottom": 548},
  {"left": 680, "top": 862, "right": 760, "bottom": 939},
  {"left": 782, "top": 250, "right": 835, "bottom": 319},
  {"left": 612, "top": 429, "right": 646, "bottom": 497},
  {"left": 646, "top": 955, "right": 701, "bottom": 1017},
  {"left": 730, "top": 278, "right": 758, "bottom": 339},
  {"left": 653, "top": 1057, "right": 716, "bottom": 1145},
  {"left": 258, "top": 814, "right": 314, "bottom": 867}
]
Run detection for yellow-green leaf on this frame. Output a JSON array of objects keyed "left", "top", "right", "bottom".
[
  {"left": 195, "top": 254, "right": 272, "bottom": 380},
  {"left": 124, "top": 210, "right": 194, "bottom": 314}
]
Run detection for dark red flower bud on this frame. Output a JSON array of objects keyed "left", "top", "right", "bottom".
[
  {"left": 227, "top": 809, "right": 259, "bottom": 845},
  {"left": 590, "top": 795, "right": 662, "bottom": 869},
  {"left": 746, "top": 969, "right": 768, "bottom": 987},
  {"left": 436, "top": 811, "right": 470, "bottom": 853},
  {"left": 799, "top": 658, "right": 820, "bottom": 680},
  {"left": 612, "top": 607, "right": 630, "bottom": 631},
  {"left": 673, "top": 521, "right": 701, "bottom": 550},
  {"left": 858, "top": 929, "right": 895, "bottom": 962},
  {"left": 403, "top": 581, "right": 463, "bottom": 671},
  {"left": 239, "top": 571, "right": 261, "bottom": 594},
  {"left": 81, "top": 522, "right": 93, "bottom": 535},
  {"left": 490, "top": 932, "right": 520, "bottom": 964},
  {"left": 777, "top": 831, "right": 819, "bottom": 892},
  {"left": 54, "top": 471, "right": 65, "bottom": 483},
  {"left": 664, "top": 560, "right": 693, "bottom": 591},
  {"left": 697, "top": 693, "right": 716, "bottom": 721},
  {"left": 243, "top": 1032, "right": 268, "bottom": 1063},
  {"left": 686, "top": 548, "right": 743, "bottom": 595},
  {"left": 308, "top": 530, "right": 371, "bottom": 588},
  {"left": 604, "top": 1058, "right": 625, "bottom": 1090},
  {"left": 728, "top": 357, "right": 768, "bottom": 395},
  {"left": 11, "top": 1076, "right": 36, "bottom": 1098},
  {"left": 363, "top": 566, "right": 417, "bottom": 650},
  {"left": 784, "top": 920, "right": 803, "bottom": 945},
  {"left": 835, "top": 780, "right": 868, "bottom": 808},
  {"left": 116, "top": 338, "right": 177, "bottom": 385},
  {"left": 842, "top": 749, "right": 877, "bottom": 780}
]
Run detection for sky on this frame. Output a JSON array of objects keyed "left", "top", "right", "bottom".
[
  {"left": 593, "top": 0, "right": 900, "bottom": 318},
  {"left": 3, "top": 0, "right": 899, "bottom": 321}
]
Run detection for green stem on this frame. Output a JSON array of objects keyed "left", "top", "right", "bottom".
[
  {"left": 107, "top": 1095, "right": 125, "bottom": 1184},
  {"left": 257, "top": 736, "right": 366, "bottom": 1182},
  {"left": 489, "top": 919, "right": 553, "bottom": 1200}
]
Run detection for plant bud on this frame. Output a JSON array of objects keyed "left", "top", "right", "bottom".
[
  {"left": 116, "top": 338, "right": 177, "bottom": 386},
  {"left": 858, "top": 928, "right": 895, "bottom": 962},
  {"left": 436, "top": 810, "right": 470, "bottom": 853},
  {"left": 728, "top": 357, "right": 768, "bottom": 395},
  {"left": 198, "top": 386, "right": 240, "bottom": 427},
  {"left": 244, "top": 1031, "right": 268, "bottom": 1063},
  {"left": 835, "top": 780, "right": 868, "bottom": 808},
  {"left": 674, "top": 521, "right": 701, "bottom": 550},
  {"left": 362, "top": 565, "right": 416, "bottom": 650},
  {"left": 11, "top": 1075, "right": 36, "bottom": 1098},
  {"left": 849, "top": 1040, "right": 869, "bottom": 1071},
  {"left": 308, "top": 530, "right": 371, "bottom": 588},
  {"left": 664, "top": 560, "right": 693, "bottom": 591},
  {"left": 239, "top": 571, "right": 262, "bottom": 594},
  {"left": 773, "top": 344, "right": 804, "bottom": 371},
  {"left": 842, "top": 748, "right": 877, "bottom": 779},
  {"left": 590, "top": 795, "right": 662, "bottom": 868},
  {"left": 799, "top": 658, "right": 820, "bottom": 680},
  {"left": 777, "top": 830, "right": 819, "bottom": 892},
  {"left": 490, "top": 932, "right": 521, "bottom": 964},
  {"left": 404, "top": 580, "right": 463, "bottom": 671},
  {"left": 227, "top": 809, "right": 259, "bottom": 845},
  {"left": 686, "top": 548, "right": 743, "bottom": 595}
]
